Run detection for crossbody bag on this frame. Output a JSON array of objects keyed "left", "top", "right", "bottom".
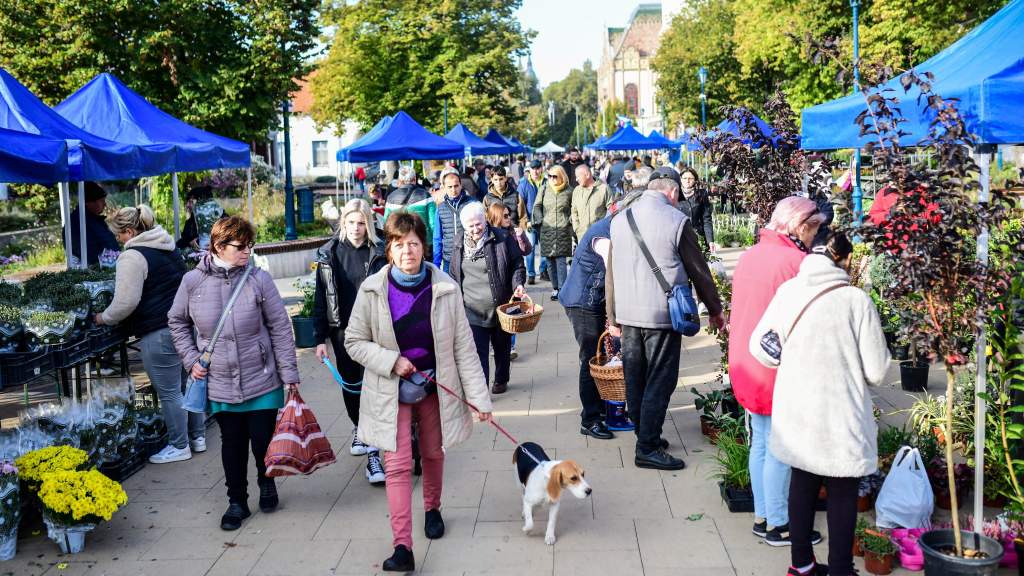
[{"left": 625, "top": 209, "right": 701, "bottom": 336}]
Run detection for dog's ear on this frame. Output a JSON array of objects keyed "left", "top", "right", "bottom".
[{"left": 546, "top": 464, "right": 564, "bottom": 501}]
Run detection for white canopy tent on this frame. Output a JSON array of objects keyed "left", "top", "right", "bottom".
[{"left": 535, "top": 140, "right": 565, "bottom": 154}]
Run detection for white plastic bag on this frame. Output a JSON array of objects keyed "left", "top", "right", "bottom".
[{"left": 875, "top": 446, "right": 934, "bottom": 529}]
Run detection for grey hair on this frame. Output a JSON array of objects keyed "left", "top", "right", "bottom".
[
  {"left": 397, "top": 165, "right": 417, "bottom": 184},
  {"left": 629, "top": 166, "right": 654, "bottom": 189},
  {"left": 458, "top": 201, "right": 487, "bottom": 229},
  {"left": 648, "top": 177, "right": 679, "bottom": 194}
]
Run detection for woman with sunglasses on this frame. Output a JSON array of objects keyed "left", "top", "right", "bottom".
[
  {"left": 727, "top": 196, "right": 826, "bottom": 547},
  {"left": 168, "top": 216, "right": 300, "bottom": 532},
  {"left": 531, "top": 164, "right": 574, "bottom": 301}
]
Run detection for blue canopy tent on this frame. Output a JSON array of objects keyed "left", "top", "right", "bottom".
[
  {"left": 802, "top": 0, "right": 1024, "bottom": 149},
  {"left": 586, "top": 135, "right": 609, "bottom": 149},
  {"left": 594, "top": 124, "right": 660, "bottom": 151},
  {"left": 482, "top": 129, "right": 517, "bottom": 155},
  {"left": 343, "top": 111, "right": 462, "bottom": 162},
  {"left": 646, "top": 130, "right": 677, "bottom": 149},
  {"left": 444, "top": 124, "right": 507, "bottom": 157},
  {"left": 508, "top": 137, "right": 530, "bottom": 154},
  {"left": 337, "top": 115, "right": 392, "bottom": 163},
  {"left": 55, "top": 72, "right": 251, "bottom": 236},
  {"left": 0, "top": 67, "right": 178, "bottom": 268},
  {"left": 0, "top": 128, "right": 69, "bottom": 184},
  {"left": 714, "top": 114, "right": 777, "bottom": 148},
  {"left": 802, "top": 0, "right": 1024, "bottom": 531}
]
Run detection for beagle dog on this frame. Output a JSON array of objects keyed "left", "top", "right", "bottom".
[{"left": 514, "top": 442, "right": 591, "bottom": 545}]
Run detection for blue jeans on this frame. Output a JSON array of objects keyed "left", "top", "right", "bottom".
[
  {"left": 749, "top": 413, "right": 790, "bottom": 527},
  {"left": 526, "top": 229, "right": 547, "bottom": 277},
  {"left": 547, "top": 257, "right": 568, "bottom": 291},
  {"left": 138, "top": 328, "right": 206, "bottom": 449}
]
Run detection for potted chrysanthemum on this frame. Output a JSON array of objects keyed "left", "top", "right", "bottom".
[
  {"left": 37, "top": 469, "right": 127, "bottom": 554},
  {"left": 0, "top": 460, "right": 19, "bottom": 560}
]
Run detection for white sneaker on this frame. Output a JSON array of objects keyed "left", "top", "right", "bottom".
[
  {"left": 148, "top": 444, "right": 192, "bottom": 464},
  {"left": 366, "top": 451, "right": 386, "bottom": 485},
  {"left": 351, "top": 427, "right": 370, "bottom": 456},
  {"left": 510, "top": 347, "right": 519, "bottom": 360},
  {"left": 190, "top": 437, "right": 207, "bottom": 453}
]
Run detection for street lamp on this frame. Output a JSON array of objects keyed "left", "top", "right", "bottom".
[
  {"left": 698, "top": 66, "right": 708, "bottom": 127},
  {"left": 851, "top": 0, "right": 863, "bottom": 229},
  {"left": 282, "top": 96, "right": 297, "bottom": 241}
]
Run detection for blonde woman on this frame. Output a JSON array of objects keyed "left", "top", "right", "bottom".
[
  {"left": 94, "top": 205, "right": 205, "bottom": 464},
  {"left": 531, "top": 164, "right": 574, "bottom": 300},
  {"left": 313, "top": 198, "right": 388, "bottom": 483}
]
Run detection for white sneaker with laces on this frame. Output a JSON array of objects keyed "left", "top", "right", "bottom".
[
  {"left": 190, "top": 437, "right": 207, "bottom": 453},
  {"left": 351, "top": 427, "right": 370, "bottom": 456},
  {"left": 366, "top": 451, "right": 386, "bottom": 484},
  {"left": 149, "top": 444, "right": 192, "bottom": 464}
]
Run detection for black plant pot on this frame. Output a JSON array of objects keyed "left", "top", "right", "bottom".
[
  {"left": 718, "top": 481, "right": 754, "bottom": 513},
  {"left": 721, "top": 397, "right": 742, "bottom": 419},
  {"left": 884, "top": 330, "right": 897, "bottom": 349},
  {"left": 892, "top": 344, "right": 910, "bottom": 361},
  {"left": 919, "top": 529, "right": 1003, "bottom": 576},
  {"left": 900, "top": 360, "right": 929, "bottom": 392},
  {"left": 291, "top": 315, "right": 317, "bottom": 349},
  {"left": 1014, "top": 539, "right": 1023, "bottom": 576}
]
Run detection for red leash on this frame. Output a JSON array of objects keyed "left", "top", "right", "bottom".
[{"left": 415, "top": 370, "right": 520, "bottom": 446}]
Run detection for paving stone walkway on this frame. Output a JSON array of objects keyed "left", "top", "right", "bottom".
[{"left": 5, "top": 248, "right": 1001, "bottom": 576}]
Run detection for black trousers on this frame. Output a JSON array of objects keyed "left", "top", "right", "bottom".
[
  {"left": 215, "top": 409, "right": 277, "bottom": 504},
  {"left": 329, "top": 327, "right": 362, "bottom": 426},
  {"left": 621, "top": 325, "right": 681, "bottom": 454},
  {"left": 566, "top": 307, "right": 607, "bottom": 426},
  {"left": 470, "top": 323, "right": 512, "bottom": 385},
  {"left": 790, "top": 468, "right": 859, "bottom": 576}
]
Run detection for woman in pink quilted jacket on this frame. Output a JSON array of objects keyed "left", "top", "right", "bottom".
[
  {"left": 727, "top": 196, "right": 825, "bottom": 545},
  {"left": 168, "top": 216, "right": 300, "bottom": 532}
]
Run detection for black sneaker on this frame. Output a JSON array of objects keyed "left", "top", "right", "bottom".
[
  {"left": 382, "top": 545, "right": 415, "bottom": 572},
  {"left": 786, "top": 562, "right": 829, "bottom": 575},
  {"left": 220, "top": 501, "right": 251, "bottom": 531},
  {"left": 424, "top": 508, "right": 445, "bottom": 539},
  {"left": 580, "top": 421, "right": 614, "bottom": 440},
  {"left": 258, "top": 479, "right": 278, "bottom": 513},
  {"left": 634, "top": 449, "right": 686, "bottom": 470},
  {"left": 752, "top": 520, "right": 768, "bottom": 538},
  {"left": 765, "top": 524, "right": 823, "bottom": 547},
  {"left": 659, "top": 437, "right": 670, "bottom": 450}
]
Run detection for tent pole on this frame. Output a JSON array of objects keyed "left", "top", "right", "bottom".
[
  {"left": 247, "top": 167, "right": 254, "bottom": 223},
  {"left": 59, "top": 182, "right": 72, "bottom": 269},
  {"left": 973, "top": 145, "right": 993, "bottom": 533},
  {"left": 77, "top": 182, "right": 87, "bottom": 269},
  {"left": 172, "top": 173, "right": 181, "bottom": 240}
]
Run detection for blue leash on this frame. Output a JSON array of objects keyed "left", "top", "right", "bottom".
[{"left": 322, "top": 356, "right": 362, "bottom": 395}]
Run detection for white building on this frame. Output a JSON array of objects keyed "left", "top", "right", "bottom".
[{"left": 273, "top": 73, "right": 362, "bottom": 182}]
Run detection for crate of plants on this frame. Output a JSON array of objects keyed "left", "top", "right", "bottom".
[
  {"left": 87, "top": 324, "right": 126, "bottom": 355},
  {"left": 136, "top": 406, "right": 167, "bottom": 458},
  {"left": 97, "top": 444, "right": 145, "bottom": 483},
  {"left": 0, "top": 348, "right": 53, "bottom": 390},
  {"left": 50, "top": 335, "right": 93, "bottom": 369}
]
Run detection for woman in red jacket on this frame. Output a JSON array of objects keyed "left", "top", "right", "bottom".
[{"left": 728, "top": 196, "right": 826, "bottom": 546}]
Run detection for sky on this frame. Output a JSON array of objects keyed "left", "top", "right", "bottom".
[{"left": 516, "top": 0, "right": 685, "bottom": 89}]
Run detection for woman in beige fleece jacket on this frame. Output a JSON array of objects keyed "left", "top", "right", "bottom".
[{"left": 94, "top": 205, "right": 205, "bottom": 465}]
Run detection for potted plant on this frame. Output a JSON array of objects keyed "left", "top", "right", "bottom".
[
  {"left": 710, "top": 419, "right": 753, "bottom": 512},
  {"left": 858, "top": 472, "right": 884, "bottom": 512},
  {"left": 691, "top": 387, "right": 730, "bottom": 439},
  {"left": 0, "top": 280, "right": 22, "bottom": 305},
  {"left": 853, "top": 515, "right": 870, "bottom": 557},
  {"left": 861, "top": 529, "right": 898, "bottom": 575},
  {"left": 0, "top": 304, "right": 22, "bottom": 353},
  {"left": 22, "top": 310, "right": 75, "bottom": 350},
  {"left": 37, "top": 469, "right": 127, "bottom": 554},
  {"left": 291, "top": 275, "right": 317, "bottom": 349},
  {"left": 0, "top": 460, "right": 18, "bottom": 561},
  {"left": 927, "top": 457, "right": 973, "bottom": 510}
]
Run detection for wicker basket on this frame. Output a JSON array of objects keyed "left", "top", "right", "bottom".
[
  {"left": 497, "top": 294, "right": 544, "bottom": 334},
  {"left": 589, "top": 330, "right": 626, "bottom": 402}
]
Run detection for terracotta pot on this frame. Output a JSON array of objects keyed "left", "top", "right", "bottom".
[
  {"left": 858, "top": 494, "right": 873, "bottom": 512},
  {"left": 864, "top": 551, "right": 894, "bottom": 575},
  {"left": 699, "top": 416, "right": 720, "bottom": 441},
  {"left": 853, "top": 535, "right": 864, "bottom": 557}
]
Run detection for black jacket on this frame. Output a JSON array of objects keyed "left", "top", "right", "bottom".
[
  {"left": 561, "top": 158, "right": 587, "bottom": 188},
  {"left": 312, "top": 237, "right": 387, "bottom": 343},
  {"left": 67, "top": 208, "right": 119, "bottom": 265},
  {"left": 126, "top": 246, "right": 186, "bottom": 337},
  {"left": 176, "top": 208, "right": 227, "bottom": 250},
  {"left": 449, "top": 226, "right": 527, "bottom": 308},
  {"left": 677, "top": 191, "right": 714, "bottom": 245}
]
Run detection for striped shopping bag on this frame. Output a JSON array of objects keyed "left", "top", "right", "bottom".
[{"left": 264, "top": 387, "right": 337, "bottom": 477}]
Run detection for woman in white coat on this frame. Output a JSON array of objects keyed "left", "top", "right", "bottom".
[
  {"left": 749, "top": 232, "right": 890, "bottom": 576},
  {"left": 345, "top": 210, "right": 492, "bottom": 573}
]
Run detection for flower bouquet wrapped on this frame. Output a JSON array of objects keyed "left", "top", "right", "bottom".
[
  {"left": 0, "top": 304, "right": 22, "bottom": 353},
  {"left": 0, "top": 461, "right": 19, "bottom": 560},
  {"left": 92, "top": 384, "right": 137, "bottom": 464},
  {"left": 38, "top": 470, "right": 127, "bottom": 554},
  {"left": 135, "top": 406, "right": 166, "bottom": 444}
]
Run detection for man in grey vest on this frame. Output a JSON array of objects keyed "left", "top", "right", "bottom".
[
  {"left": 432, "top": 167, "right": 479, "bottom": 272},
  {"left": 606, "top": 166, "right": 725, "bottom": 471}
]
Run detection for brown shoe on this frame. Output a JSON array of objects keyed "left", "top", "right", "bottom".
[{"left": 491, "top": 382, "right": 508, "bottom": 394}]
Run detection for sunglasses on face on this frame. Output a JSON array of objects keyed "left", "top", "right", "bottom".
[{"left": 226, "top": 242, "right": 255, "bottom": 251}]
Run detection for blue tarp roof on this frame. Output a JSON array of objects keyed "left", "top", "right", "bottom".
[
  {"left": 508, "top": 137, "right": 530, "bottom": 153},
  {"left": 646, "top": 130, "right": 677, "bottom": 148},
  {"left": 594, "top": 124, "right": 660, "bottom": 151},
  {"left": 444, "top": 124, "right": 506, "bottom": 156},
  {"left": 340, "top": 112, "right": 462, "bottom": 162},
  {"left": 337, "top": 115, "right": 391, "bottom": 162},
  {"left": 802, "top": 0, "right": 1024, "bottom": 148},
  {"left": 714, "top": 115, "right": 776, "bottom": 147},
  {"left": 482, "top": 129, "right": 517, "bottom": 154},
  {"left": 55, "top": 73, "right": 250, "bottom": 172},
  {"left": 0, "top": 67, "right": 167, "bottom": 181},
  {"left": 0, "top": 127, "right": 69, "bottom": 183},
  {"left": 586, "top": 135, "right": 609, "bottom": 149},
  {"left": 673, "top": 133, "right": 703, "bottom": 151}
]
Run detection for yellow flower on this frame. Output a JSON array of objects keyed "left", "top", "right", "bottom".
[
  {"left": 38, "top": 470, "right": 127, "bottom": 523},
  {"left": 15, "top": 446, "right": 89, "bottom": 487}
]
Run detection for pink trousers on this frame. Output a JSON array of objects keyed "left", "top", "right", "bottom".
[{"left": 383, "top": 393, "right": 444, "bottom": 549}]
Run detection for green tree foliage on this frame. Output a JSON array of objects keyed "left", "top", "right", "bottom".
[
  {"left": 542, "top": 60, "right": 598, "bottom": 146},
  {"left": 312, "top": 0, "right": 533, "bottom": 136},
  {"left": 654, "top": 0, "right": 1008, "bottom": 125},
  {"left": 0, "top": 0, "right": 320, "bottom": 143}
]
